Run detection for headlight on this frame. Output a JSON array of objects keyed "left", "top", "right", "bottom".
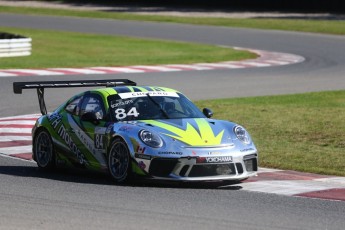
[
  {"left": 234, "top": 126, "right": 251, "bottom": 144},
  {"left": 139, "top": 130, "right": 163, "bottom": 148}
]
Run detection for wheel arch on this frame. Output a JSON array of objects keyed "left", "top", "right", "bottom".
[
  {"left": 32, "top": 126, "right": 50, "bottom": 161},
  {"left": 108, "top": 134, "right": 135, "bottom": 158},
  {"left": 32, "top": 126, "right": 56, "bottom": 169}
]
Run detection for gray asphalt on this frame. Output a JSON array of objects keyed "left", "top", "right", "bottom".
[
  {"left": 1, "top": 156, "right": 345, "bottom": 230},
  {"left": 1, "top": 13, "right": 345, "bottom": 229}
]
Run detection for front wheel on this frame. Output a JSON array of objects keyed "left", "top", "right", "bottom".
[
  {"left": 108, "top": 139, "right": 132, "bottom": 183},
  {"left": 33, "top": 129, "right": 55, "bottom": 170}
]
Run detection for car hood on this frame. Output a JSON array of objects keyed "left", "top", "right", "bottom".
[{"left": 134, "top": 118, "right": 236, "bottom": 147}]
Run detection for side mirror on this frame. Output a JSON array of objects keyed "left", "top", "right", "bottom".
[
  {"left": 81, "top": 112, "right": 100, "bottom": 125},
  {"left": 203, "top": 108, "right": 213, "bottom": 118}
]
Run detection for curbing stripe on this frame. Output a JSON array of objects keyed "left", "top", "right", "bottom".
[
  {"left": 49, "top": 68, "right": 106, "bottom": 74},
  {"left": 0, "top": 144, "right": 32, "bottom": 155},
  {"left": 296, "top": 188, "right": 345, "bottom": 201},
  {"left": 0, "top": 48, "right": 305, "bottom": 77},
  {"left": 3, "top": 69, "right": 62, "bottom": 76},
  {"left": 89, "top": 66, "right": 145, "bottom": 73}
]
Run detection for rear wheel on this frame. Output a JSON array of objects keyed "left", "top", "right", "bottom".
[
  {"left": 33, "top": 129, "right": 55, "bottom": 170},
  {"left": 108, "top": 139, "right": 132, "bottom": 183}
]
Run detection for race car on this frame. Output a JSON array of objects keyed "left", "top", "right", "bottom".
[{"left": 13, "top": 79, "right": 258, "bottom": 183}]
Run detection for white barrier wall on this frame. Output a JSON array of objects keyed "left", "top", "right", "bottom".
[{"left": 0, "top": 33, "right": 32, "bottom": 57}]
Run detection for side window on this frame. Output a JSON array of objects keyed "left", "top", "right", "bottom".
[
  {"left": 65, "top": 97, "right": 81, "bottom": 115},
  {"left": 80, "top": 94, "right": 105, "bottom": 120}
]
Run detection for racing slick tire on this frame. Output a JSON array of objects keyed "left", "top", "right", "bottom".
[
  {"left": 108, "top": 138, "right": 132, "bottom": 183},
  {"left": 33, "top": 129, "right": 56, "bottom": 170}
]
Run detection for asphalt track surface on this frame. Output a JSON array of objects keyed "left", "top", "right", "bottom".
[{"left": 1, "top": 13, "right": 345, "bottom": 229}]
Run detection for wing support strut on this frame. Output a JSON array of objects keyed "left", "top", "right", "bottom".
[{"left": 37, "top": 87, "right": 47, "bottom": 115}]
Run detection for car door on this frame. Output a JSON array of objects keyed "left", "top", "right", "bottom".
[
  {"left": 76, "top": 93, "right": 108, "bottom": 170},
  {"left": 59, "top": 94, "right": 89, "bottom": 166}
]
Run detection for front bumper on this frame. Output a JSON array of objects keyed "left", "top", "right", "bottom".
[{"left": 147, "top": 154, "right": 258, "bottom": 181}]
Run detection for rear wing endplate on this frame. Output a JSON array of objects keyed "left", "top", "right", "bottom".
[{"left": 13, "top": 79, "right": 137, "bottom": 115}]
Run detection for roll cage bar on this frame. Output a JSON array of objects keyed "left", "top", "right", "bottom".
[{"left": 13, "top": 79, "right": 137, "bottom": 115}]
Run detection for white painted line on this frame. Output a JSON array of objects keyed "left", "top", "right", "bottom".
[
  {"left": 0, "top": 114, "right": 40, "bottom": 120},
  {"left": 131, "top": 65, "right": 181, "bottom": 72},
  {"left": 0, "top": 136, "right": 32, "bottom": 142},
  {"left": 0, "top": 120, "right": 36, "bottom": 125},
  {"left": 5, "top": 69, "right": 62, "bottom": 75},
  {"left": 240, "top": 180, "right": 345, "bottom": 196},
  {"left": 240, "top": 62, "right": 272, "bottom": 67},
  {"left": 0, "top": 128, "right": 32, "bottom": 133},
  {"left": 263, "top": 60, "right": 290, "bottom": 65},
  {"left": 258, "top": 167, "right": 283, "bottom": 173},
  {"left": 0, "top": 72, "right": 18, "bottom": 77},
  {"left": 165, "top": 64, "right": 213, "bottom": 70},
  {"left": 196, "top": 63, "right": 245, "bottom": 69},
  {"left": 0, "top": 145, "right": 32, "bottom": 155},
  {"left": 314, "top": 177, "right": 345, "bottom": 185},
  {"left": 50, "top": 68, "right": 106, "bottom": 74},
  {"left": 90, "top": 67, "right": 145, "bottom": 73}
]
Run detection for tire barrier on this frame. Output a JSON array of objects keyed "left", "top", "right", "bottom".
[{"left": 0, "top": 32, "right": 32, "bottom": 58}]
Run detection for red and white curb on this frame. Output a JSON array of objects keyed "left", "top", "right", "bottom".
[
  {"left": 0, "top": 48, "right": 305, "bottom": 77},
  {"left": 0, "top": 114, "right": 40, "bottom": 160},
  {"left": 239, "top": 168, "right": 345, "bottom": 201},
  {"left": 3, "top": 114, "right": 343, "bottom": 202}
]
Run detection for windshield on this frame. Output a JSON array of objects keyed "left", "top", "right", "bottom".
[{"left": 108, "top": 91, "right": 205, "bottom": 121}]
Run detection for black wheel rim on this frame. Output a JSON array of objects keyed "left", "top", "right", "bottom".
[
  {"left": 35, "top": 132, "right": 52, "bottom": 167},
  {"left": 109, "top": 142, "right": 129, "bottom": 180}
]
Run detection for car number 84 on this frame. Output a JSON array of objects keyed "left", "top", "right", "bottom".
[{"left": 115, "top": 107, "right": 139, "bottom": 120}]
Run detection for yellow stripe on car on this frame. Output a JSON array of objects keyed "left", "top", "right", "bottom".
[{"left": 145, "top": 119, "right": 224, "bottom": 146}]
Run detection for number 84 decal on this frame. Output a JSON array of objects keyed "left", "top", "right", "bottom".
[
  {"left": 115, "top": 107, "right": 139, "bottom": 120},
  {"left": 95, "top": 134, "right": 105, "bottom": 149},
  {"left": 94, "top": 127, "right": 107, "bottom": 150}
]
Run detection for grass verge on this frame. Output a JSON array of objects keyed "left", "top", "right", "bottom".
[
  {"left": 196, "top": 90, "right": 345, "bottom": 177},
  {"left": 1, "top": 6, "right": 345, "bottom": 35},
  {"left": 0, "top": 27, "right": 255, "bottom": 69}
]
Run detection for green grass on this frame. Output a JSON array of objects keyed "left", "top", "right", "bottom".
[
  {"left": 0, "top": 27, "right": 256, "bottom": 69},
  {"left": 1, "top": 6, "right": 345, "bottom": 35},
  {"left": 195, "top": 91, "right": 345, "bottom": 176}
]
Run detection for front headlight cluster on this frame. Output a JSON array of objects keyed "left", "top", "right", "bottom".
[
  {"left": 139, "top": 130, "right": 163, "bottom": 148},
  {"left": 233, "top": 125, "right": 251, "bottom": 145}
]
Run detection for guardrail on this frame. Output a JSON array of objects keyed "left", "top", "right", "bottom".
[{"left": 0, "top": 32, "right": 32, "bottom": 58}]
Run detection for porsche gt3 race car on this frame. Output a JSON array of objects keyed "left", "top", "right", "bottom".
[{"left": 13, "top": 79, "right": 258, "bottom": 183}]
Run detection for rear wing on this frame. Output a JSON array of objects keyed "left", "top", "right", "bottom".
[{"left": 13, "top": 79, "right": 137, "bottom": 115}]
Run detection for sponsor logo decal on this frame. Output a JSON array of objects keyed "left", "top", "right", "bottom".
[
  {"left": 197, "top": 156, "right": 233, "bottom": 164},
  {"left": 110, "top": 99, "right": 134, "bottom": 108},
  {"left": 158, "top": 151, "right": 183, "bottom": 155},
  {"left": 208, "top": 151, "right": 222, "bottom": 155},
  {"left": 119, "top": 91, "right": 179, "bottom": 99},
  {"left": 67, "top": 114, "right": 106, "bottom": 165},
  {"left": 48, "top": 113, "right": 87, "bottom": 165}
]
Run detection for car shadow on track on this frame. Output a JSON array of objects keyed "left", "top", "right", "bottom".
[{"left": 0, "top": 163, "right": 243, "bottom": 190}]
